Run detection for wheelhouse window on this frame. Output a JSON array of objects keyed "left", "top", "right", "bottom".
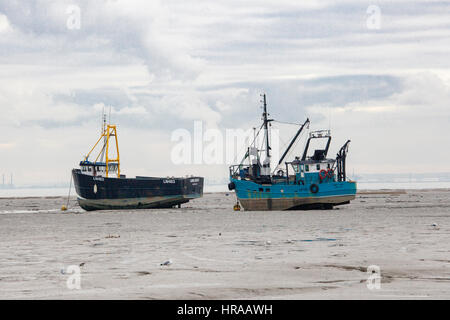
[
  {"left": 305, "top": 165, "right": 309, "bottom": 172},
  {"left": 316, "top": 164, "right": 320, "bottom": 170}
]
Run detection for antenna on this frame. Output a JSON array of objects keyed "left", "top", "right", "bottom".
[
  {"left": 103, "top": 106, "right": 107, "bottom": 134},
  {"left": 99, "top": 108, "right": 107, "bottom": 163}
]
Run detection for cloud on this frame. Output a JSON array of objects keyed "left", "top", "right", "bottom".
[
  {"left": 0, "top": 0, "right": 450, "bottom": 184},
  {"left": 0, "top": 13, "right": 12, "bottom": 33},
  {"left": 308, "top": 72, "right": 450, "bottom": 173}
]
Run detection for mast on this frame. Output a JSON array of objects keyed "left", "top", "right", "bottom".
[
  {"left": 261, "top": 93, "right": 271, "bottom": 159},
  {"left": 83, "top": 124, "right": 121, "bottom": 178}
]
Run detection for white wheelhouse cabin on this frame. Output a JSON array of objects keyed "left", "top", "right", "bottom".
[{"left": 79, "top": 161, "right": 119, "bottom": 177}]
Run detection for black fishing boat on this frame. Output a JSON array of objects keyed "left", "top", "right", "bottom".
[{"left": 72, "top": 117, "right": 203, "bottom": 211}]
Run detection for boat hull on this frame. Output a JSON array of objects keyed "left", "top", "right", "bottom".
[
  {"left": 72, "top": 169, "right": 203, "bottom": 211},
  {"left": 238, "top": 194, "right": 355, "bottom": 211},
  {"left": 231, "top": 179, "right": 356, "bottom": 211}
]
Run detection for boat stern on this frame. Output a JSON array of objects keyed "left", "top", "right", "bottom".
[{"left": 182, "top": 176, "right": 204, "bottom": 200}]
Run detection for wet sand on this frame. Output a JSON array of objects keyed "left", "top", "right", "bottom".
[{"left": 0, "top": 190, "right": 449, "bottom": 299}]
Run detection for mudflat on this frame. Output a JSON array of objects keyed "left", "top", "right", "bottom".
[{"left": 0, "top": 189, "right": 449, "bottom": 299}]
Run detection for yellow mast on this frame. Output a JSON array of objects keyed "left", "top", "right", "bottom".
[
  {"left": 83, "top": 124, "right": 120, "bottom": 178},
  {"left": 105, "top": 125, "right": 120, "bottom": 178}
]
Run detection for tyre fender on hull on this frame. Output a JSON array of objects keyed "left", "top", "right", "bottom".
[
  {"left": 228, "top": 182, "right": 236, "bottom": 191},
  {"left": 310, "top": 184, "right": 319, "bottom": 194}
]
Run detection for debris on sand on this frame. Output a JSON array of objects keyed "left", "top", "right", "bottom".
[
  {"left": 160, "top": 260, "right": 172, "bottom": 266},
  {"left": 105, "top": 234, "right": 120, "bottom": 239}
]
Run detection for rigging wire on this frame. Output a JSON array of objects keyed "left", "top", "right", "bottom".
[
  {"left": 233, "top": 123, "right": 264, "bottom": 165},
  {"left": 272, "top": 120, "right": 304, "bottom": 126},
  {"left": 66, "top": 173, "right": 73, "bottom": 209},
  {"left": 273, "top": 121, "right": 311, "bottom": 172},
  {"left": 233, "top": 116, "right": 310, "bottom": 170},
  {"left": 270, "top": 120, "right": 305, "bottom": 168}
]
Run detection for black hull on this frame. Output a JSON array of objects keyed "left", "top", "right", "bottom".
[{"left": 72, "top": 169, "right": 204, "bottom": 211}]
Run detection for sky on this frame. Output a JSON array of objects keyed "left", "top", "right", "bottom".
[{"left": 0, "top": 0, "right": 449, "bottom": 186}]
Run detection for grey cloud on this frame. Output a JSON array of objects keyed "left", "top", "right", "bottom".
[
  {"left": 54, "top": 88, "right": 133, "bottom": 108},
  {"left": 43, "top": 74, "right": 403, "bottom": 131},
  {"left": 0, "top": 1, "right": 201, "bottom": 79}
]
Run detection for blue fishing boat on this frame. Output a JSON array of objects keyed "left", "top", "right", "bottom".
[{"left": 228, "top": 94, "right": 356, "bottom": 211}]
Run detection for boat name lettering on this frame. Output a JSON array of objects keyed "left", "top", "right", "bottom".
[{"left": 163, "top": 179, "right": 176, "bottom": 184}]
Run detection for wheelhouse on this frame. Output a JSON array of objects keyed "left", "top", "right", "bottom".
[
  {"left": 78, "top": 123, "right": 121, "bottom": 178},
  {"left": 79, "top": 161, "right": 119, "bottom": 177}
]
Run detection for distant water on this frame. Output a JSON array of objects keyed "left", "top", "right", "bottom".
[
  {"left": 356, "top": 181, "right": 450, "bottom": 190},
  {"left": 1, "top": 181, "right": 450, "bottom": 198}
]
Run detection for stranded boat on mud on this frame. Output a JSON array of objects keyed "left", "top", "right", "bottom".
[
  {"left": 228, "top": 94, "right": 356, "bottom": 211},
  {"left": 72, "top": 118, "right": 203, "bottom": 211}
]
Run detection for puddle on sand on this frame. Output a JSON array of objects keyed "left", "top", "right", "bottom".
[
  {"left": 299, "top": 238, "right": 337, "bottom": 242},
  {"left": 0, "top": 208, "right": 84, "bottom": 215},
  {"left": 0, "top": 209, "right": 61, "bottom": 214}
]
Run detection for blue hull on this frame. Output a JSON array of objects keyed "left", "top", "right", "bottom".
[{"left": 231, "top": 178, "right": 357, "bottom": 211}]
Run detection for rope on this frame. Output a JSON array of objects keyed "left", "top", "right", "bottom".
[
  {"left": 273, "top": 120, "right": 303, "bottom": 126},
  {"left": 233, "top": 123, "right": 263, "bottom": 165},
  {"left": 66, "top": 173, "right": 73, "bottom": 209},
  {"left": 273, "top": 125, "right": 311, "bottom": 173},
  {"left": 270, "top": 121, "right": 301, "bottom": 172}
]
